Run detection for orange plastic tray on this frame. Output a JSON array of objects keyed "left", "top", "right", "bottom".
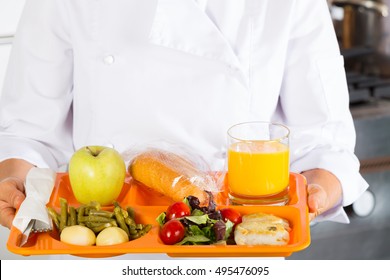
[{"left": 7, "top": 172, "right": 310, "bottom": 258}]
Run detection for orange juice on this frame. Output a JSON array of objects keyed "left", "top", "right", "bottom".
[{"left": 228, "top": 141, "right": 289, "bottom": 197}]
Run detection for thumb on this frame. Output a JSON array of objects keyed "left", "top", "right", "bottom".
[
  {"left": 307, "top": 184, "right": 327, "bottom": 221},
  {"left": 0, "top": 179, "right": 25, "bottom": 228}
]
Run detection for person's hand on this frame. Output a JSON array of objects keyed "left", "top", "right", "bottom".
[
  {"left": 0, "top": 177, "right": 25, "bottom": 229},
  {"left": 307, "top": 183, "right": 331, "bottom": 221},
  {"left": 301, "top": 169, "right": 342, "bottom": 222}
]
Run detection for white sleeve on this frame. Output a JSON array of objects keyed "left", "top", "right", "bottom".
[
  {"left": 0, "top": 0, "right": 74, "bottom": 170},
  {"left": 276, "top": 0, "right": 369, "bottom": 223}
]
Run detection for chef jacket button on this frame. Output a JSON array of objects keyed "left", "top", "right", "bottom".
[{"left": 103, "top": 55, "right": 115, "bottom": 65}]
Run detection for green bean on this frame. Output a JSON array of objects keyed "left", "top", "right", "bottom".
[
  {"left": 84, "top": 201, "right": 101, "bottom": 215},
  {"left": 85, "top": 221, "right": 107, "bottom": 228},
  {"left": 120, "top": 208, "right": 128, "bottom": 219},
  {"left": 143, "top": 224, "right": 152, "bottom": 234},
  {"left": 89, "top": 201, "right": 101, "bottom": 210},
  {"left": 124, "top": 216, "right": 136, "bottom": 227},
  {"left": 47, "top": 207, "right": 60, "bottom": 229},
  {"left": 88, "top": 209, "right": 114, "bottom": 218},
  {"left": 59, "top": 198, "right": 68, "bottom": 232},
  {"left": 113, "top": 201, "right": 121, "bottom": 210},
  {"left": 109, "top": 220, "right": 118, "bottom": 227},
  {"left": 114, "top": 206, "right": 130, "bottom": 236},
  {"left": 130, "top": 232, "right": 140, "bottom": 240},
  {"left": 126, "top": 207, "right": 135, "bottom": 220},
  {"left": 129, "top": 225, "right": 137, "bottom": 235},
  {"left": 90, "top": 222, "right": 114, "bottom": 233},
  {"left": 85, "top": 220, "right": 117, "bottom": 227},
  {"left": 136, "top": 223, "right": 143, "bottom": 230},
  {"left": 78, "top": 215, "right": 114, "bottom": 223},
  {"left": 77, "top": 205, "right": 85, "bottom": 223},
  {"left": 130, "top": 224, "right": 152, "bottom": 240},
  {"left": 49, "top": 197, "right": 152, "bottom": 242},
  {"left": 69, "top": 207, "right": 77, "bottom": 226}
]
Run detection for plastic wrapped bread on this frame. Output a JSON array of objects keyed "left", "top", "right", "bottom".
[{"left": 128, "top": 149, "right": 217, "bottom": 204}]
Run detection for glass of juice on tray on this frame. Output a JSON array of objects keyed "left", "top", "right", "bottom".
[{"left": 227, "top": 121, "right": 290, "bottom": 205}]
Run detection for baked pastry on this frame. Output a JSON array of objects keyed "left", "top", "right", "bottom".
[
  {"left": 234, "top": 212, "right": 290, "bottom": 245},
  {"left": 128, "top": 149, "right": 214, "bottom": 204}
]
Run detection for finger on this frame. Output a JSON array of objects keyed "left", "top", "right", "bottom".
[
  {"left": 307, "top": 184, "right": 320, "bottom": 212},
  {"left": 0, "top": 201, "right": 17, "bottom": 229},
  {"left": 0, "top": 179, "right": 26, "bottom": 209},
  {"left": 0, "top": 177, "right": 25, "bottom": 192},
  {"left": 308, "top": 212, "right": 316, "bottom": 222},
  {"left": 307, "top": 184, "right": 327, "bottom": 219}
]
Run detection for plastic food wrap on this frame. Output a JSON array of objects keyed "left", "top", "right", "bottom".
[{"left": 122, "top": 143, "right": 221, "bottom": 204}]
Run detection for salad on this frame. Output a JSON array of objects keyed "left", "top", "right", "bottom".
[{"left": 156, "top": 194, "right": 242, "bottom": 245}]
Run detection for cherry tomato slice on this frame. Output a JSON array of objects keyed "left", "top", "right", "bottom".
[
  {"left": 220, "top": 208, "right": 242, "bottom": 225},
  {"left": 166, "top": 202, "right": 191, "bottom": 221},
  {"left": 159, "top": 219, "right": 185, "bottom": 245}
]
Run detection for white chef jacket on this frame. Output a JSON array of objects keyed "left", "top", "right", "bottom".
[{"left": 0, "top": 0, "right": 368, "bottom": 223}]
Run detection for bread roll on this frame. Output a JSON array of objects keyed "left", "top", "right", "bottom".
[
  {"left": 128, "top": 149, "right": 213, "bottom": 204},
  {"left": 234, "top": 213, "right": 290, "bottom": 246}
]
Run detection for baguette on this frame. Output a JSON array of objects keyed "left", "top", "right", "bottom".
[{"left": 128, "top": 149, "right": 213, "bottom": 204}]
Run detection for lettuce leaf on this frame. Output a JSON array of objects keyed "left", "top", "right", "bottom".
[
  {"left": 175, "top": 235, "right": 211, "bottom": 245},
  {"left": 185, "top": 214, "right": 209, "bottom": 225}
]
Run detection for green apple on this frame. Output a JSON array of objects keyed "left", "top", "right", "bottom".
[{"left": 69, "top": 146, "right": 126, "bottom": 206}]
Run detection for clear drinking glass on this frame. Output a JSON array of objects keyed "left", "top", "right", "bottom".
[{"left": 227, "top": 121, "right": 290, "bottom": 205}]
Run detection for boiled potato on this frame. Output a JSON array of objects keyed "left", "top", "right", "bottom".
[
  {"left": 96, "top": 227, "right": 129, "bottom": 246},
  {"left": 60, "top": 225, "right": 96, "bottom": 246}
]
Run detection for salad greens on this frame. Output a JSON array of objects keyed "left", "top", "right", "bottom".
[{"left": 156, "top": 194, "right": 234, "bottom": 245}]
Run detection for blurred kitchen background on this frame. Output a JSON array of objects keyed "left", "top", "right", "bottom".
[
  {"left": 290, "top": 0, "right": 390, "bottom": 260},
  {"left": 0, "top": 0, "right": 389, "bottom": 260}
]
